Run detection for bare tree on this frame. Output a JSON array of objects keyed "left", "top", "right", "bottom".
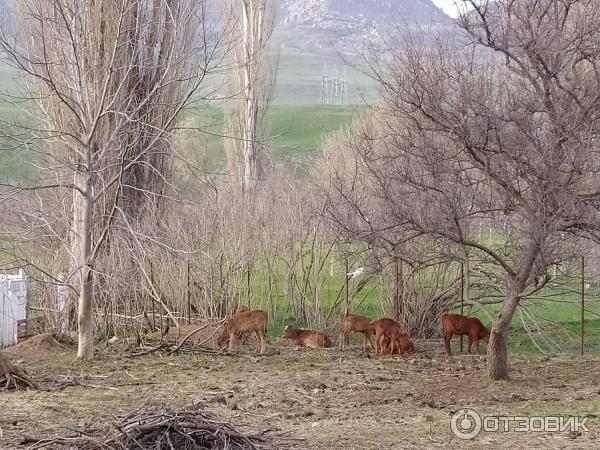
[
  {"left": 321, "top": 0, "right": 600, "bottom": 379},
  {"left": 0, "top": 0, "right": 228, "bottom": 358},
  {"left": 225, "top": 0, "right": 277, "bottom": 192}
]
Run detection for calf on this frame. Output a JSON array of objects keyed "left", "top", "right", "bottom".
[
  {"left": 233, "top": 305, "right": 251, "bottom": 344},
  {"left": 389, "top": 330, "right": 415, "bottom": 355},
  {"left": 217, "top": 309, "right": 268, "bottom": 354},
  {"left": 339, "top": 313, "right": 376, "bottom": 351},
  {"left": 371, "top": 318, "right": 407, "bottom": 355},
  {"left": 441, "top": 313, "right": 490, "bottom": 355},
  {"left": 282, "top": 326, "right": 332, "bottom": 348}
]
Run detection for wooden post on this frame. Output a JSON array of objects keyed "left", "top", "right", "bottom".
[
  {"left": 581, "top": 256, "right": 585, "bottom": 356},
  {"left": 187, "top": 262, "right": 191, "bottom": 325},
  {"left": 330, "top": 243, "right": 336, "bottom": 277},
  {"left": 460, "top": 261, "right": 465, "bottom": 353}
]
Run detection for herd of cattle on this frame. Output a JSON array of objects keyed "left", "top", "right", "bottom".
[{"left": 217, "top": 306, "right": 491, "bottom": 356}]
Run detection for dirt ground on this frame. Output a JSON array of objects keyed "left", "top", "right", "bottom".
[{"left": 1, "top": 334, "right": 599, "bottom": 450}]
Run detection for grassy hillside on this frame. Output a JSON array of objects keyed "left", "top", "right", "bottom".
[{"left": 268, "top": 104, "right": 355, "bottom": 153}]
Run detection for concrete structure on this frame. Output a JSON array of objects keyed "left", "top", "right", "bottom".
[{"left": 0, "top": 270, "right": 30, "bottom": 347}]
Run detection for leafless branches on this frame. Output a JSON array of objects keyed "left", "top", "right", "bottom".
[
  {"left": 26, "top": 402, "right": 275, "bottom": 450},
  {"left": 0, "top": 0, "right": 232, "bottom": 358},
  {"left": 320, "top": 0, "right": 600, "bottom": 379}
]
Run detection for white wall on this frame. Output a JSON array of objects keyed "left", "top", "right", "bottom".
[{"left": 0, "top": 270, "right": 29, "bottom": 347}]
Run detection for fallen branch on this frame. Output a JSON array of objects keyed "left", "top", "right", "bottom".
[
  {"left": 39, "top": 374, "right": 120, "bottom": 391},
  {"left": 168, "top": 322, "right": 216, "bottom": 354},
  {"left": 129, "top": 342, "right": 170, "bottom": 357}
]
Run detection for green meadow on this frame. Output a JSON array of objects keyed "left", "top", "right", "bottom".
[{"left": 0, "top": 103, "right": 357, "bottom": 181}]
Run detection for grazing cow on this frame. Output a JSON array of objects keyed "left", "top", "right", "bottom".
[
  {"left": 339, "top": 313, "right": 376, "bottom": 351},
  {"left": 371, "top": 318, "right": 407, "bottom": 355},
  {"left": 282, "top": 326, "right": 332, "bottom": 348},
  {"left": 235, "top": 305, "right": 250, "bottom": 314},
  {"left": 441, "top": 313, "right": 490, "bottom": 355},
  {"left": 217, "top": 309, "right": 268, "bottom": 354},
  {"left": 233, "top": 305, "right": 251, "bottom": 344}
]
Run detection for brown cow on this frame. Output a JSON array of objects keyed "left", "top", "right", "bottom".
[
  {"left": 233, "top": 305, "right": 251, "bottom": 344},
  {"left": 339, "top": 313, "right": 376, "bottom": 351},
  {"left": 441, "top": 313, "right": 490, "bottom": 355},
  {"left": 388, "top": 329, "right": 415, "bottom": 355},
  {"left": 217, "top": 309, "right": 268, "bottom": 354},
  {"left": 371, "top": 318, "right": 407, "bottom": 355},
  {"left": 282, "top": 326, "right": 332, "bottom": 348}
]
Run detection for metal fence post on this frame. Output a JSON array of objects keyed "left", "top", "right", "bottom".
[
  {"left": 394, "top": 257, "right": 400, "bottom": 321},
  {"left": 460, "top": 261, "right": 465, "bottom": 353},
  {"left": 345, "top": 258, "right": 350, "bottom": 314},
  {"left": 581, "top": 256, "right": 585, "bottom": 356},
  {"left": 187, "top": 262, "right": 191, "bottom": 325},
  {"left": 150, "top": 261, "right": 156, "bottom": 330}
]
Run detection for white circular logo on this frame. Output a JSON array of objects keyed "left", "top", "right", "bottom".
[{"left": 451, "top": 408, "right": 482, "bottom": 440}]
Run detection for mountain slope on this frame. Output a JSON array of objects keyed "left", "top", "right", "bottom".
[{"left": 278, "top": 0, "right": 450, "bottom": 50}]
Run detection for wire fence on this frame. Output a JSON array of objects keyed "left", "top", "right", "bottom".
[
  {"left": 7, "top": 249, "right": 599, "bottom": 356},
  {"left": 456, "top": 256, "right": 600, "bottom": 356}
]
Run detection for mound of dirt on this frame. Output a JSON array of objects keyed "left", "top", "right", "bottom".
[
  {"left": 146, "top": 324, "right": 223, "bottom": 349},
  {"left": 4, "top": 333, "right": 64, "bottom": 359}
]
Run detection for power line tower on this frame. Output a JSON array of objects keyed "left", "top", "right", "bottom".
[
  {"left": 320, "top": 64, "right": 328, "bottom": 104},
  {"left": 320, "top": 63, "right": 347, "bottom": 105},
  {"left": 330, "top": 64, "right": 338, "bottom": 104},
  {"left": 341, "top": 67, "right": 347, "bottom": 105}
]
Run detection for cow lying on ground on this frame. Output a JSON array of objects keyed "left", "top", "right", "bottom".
[
  {"left": 217, "top": 309, "right": 268, "bottom": 354},
  {"left": 282, "top": 326, "right": 332, "bottom": 348},
  {"left": 371, "top": 318, "right": 413, "bottom": 355},
  {"left": 389, "top": 331, "right": 415, "bottom": 355},
  {"left": 441, "top": 313, "right": 490, "bottom": 355},
  {"left": 339, "top": 313, "right": 376, "bottom": 351}
]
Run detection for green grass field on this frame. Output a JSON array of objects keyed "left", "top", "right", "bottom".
[{"left": 0, "top": 104, "right": 357, "bottom": 182}]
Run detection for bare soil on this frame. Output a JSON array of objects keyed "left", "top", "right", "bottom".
[{"left": 0, "top": 337, "right": 599, "bottom": 449}]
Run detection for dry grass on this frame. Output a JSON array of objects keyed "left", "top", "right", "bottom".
[{"left": 0, "top": 338, "right": 599, "bottom": 449}]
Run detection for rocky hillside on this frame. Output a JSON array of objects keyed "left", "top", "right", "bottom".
[{"left": 278, "top": 0, "right": 450, "bottom": 50}]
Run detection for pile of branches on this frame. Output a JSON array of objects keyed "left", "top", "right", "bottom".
[
  {"left": 27, "top": 402, "right": 279, "bottom": 449},
  {"left": 0, "top": 351, "right": 37, "bottom": 390}
]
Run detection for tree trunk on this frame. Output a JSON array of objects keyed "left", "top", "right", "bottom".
[
  {"left": 488, "top": 290, "right": 520, "bottom": 380},
  {"left": 77, "top": 264, "right": 95, "bottom": 359},
  {"left": 242, "top": 64, "right": 259, "bottom": 192},
  {"left": 75, "top": 168, "right": 95, "bottom": 359}
]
